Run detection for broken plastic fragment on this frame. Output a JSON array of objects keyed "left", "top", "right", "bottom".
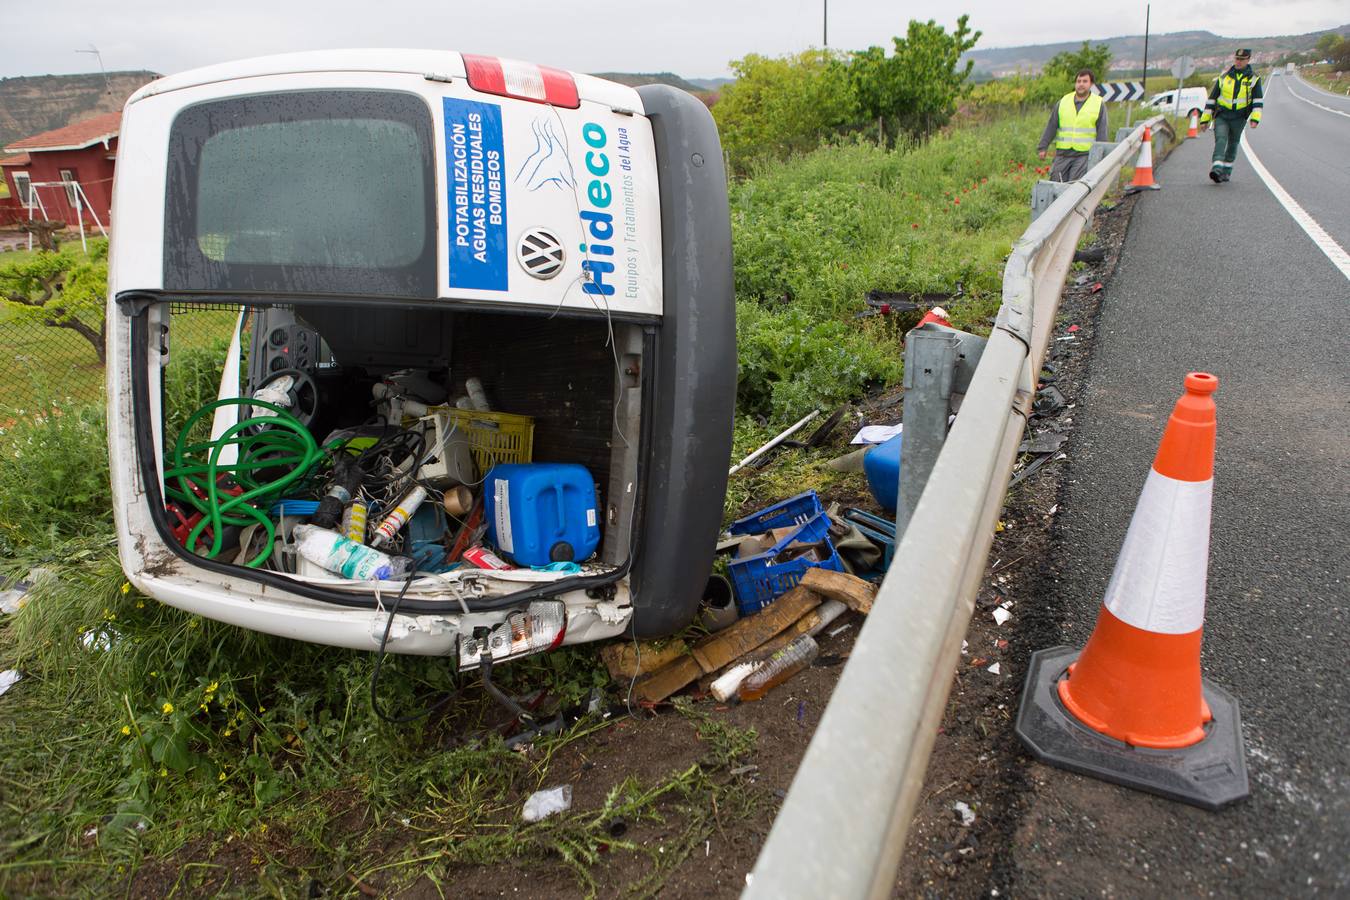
[
  {"left": 992, "top": 607, "right": 1012, "bottom": 626},
  {"left": 0, "top": 669, "right": 20, "bottom": 698},
  {"left": 522, "top": 785, "right": 572, "bottom": 823},
  {"left": 987, "top": 662, "right": 1002, "bottom": 675},
  {"left": 953, "top": 801, "right": 976, "bottom": 826}
]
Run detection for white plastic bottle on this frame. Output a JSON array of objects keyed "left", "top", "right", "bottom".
[{"left": 293, "top": 524, "right": 411, "bottom": 580}]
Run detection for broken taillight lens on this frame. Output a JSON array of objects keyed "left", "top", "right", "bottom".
[
  {"left": 462, "top": 54, "right": 580, "bottom": 108},
  {"left": 458, "top": 600, "right": 568, "bottom": 670}
]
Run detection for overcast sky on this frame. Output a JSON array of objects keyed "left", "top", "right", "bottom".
[{"left": 5, "top": 0, "right": 1346, "bottom": 80}]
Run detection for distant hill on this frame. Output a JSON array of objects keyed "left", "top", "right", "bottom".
[
  {"left": 0, "top": 71, "right": 159, "bottom": 149},
  {"left": 963, "top": 25, "right": 1350, "bottom": 77},
  {"left": 590, "top": 71, "right": 707, "bottom": 93}
]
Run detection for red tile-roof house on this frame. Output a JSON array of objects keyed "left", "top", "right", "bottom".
[{"left": 2, "top": 111, "right": 120, "bottom": 229}]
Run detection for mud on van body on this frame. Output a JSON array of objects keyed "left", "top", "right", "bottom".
[{"left": 107, "top": 51, "right": 734, "bottom": 665}]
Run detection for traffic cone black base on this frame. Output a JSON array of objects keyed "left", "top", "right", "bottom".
[{"left": 1016, "top": 646, "right": 1249, "bottom": 811}]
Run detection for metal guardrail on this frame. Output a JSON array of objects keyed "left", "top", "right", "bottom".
[{"left": 745, "top": 116, "right": 1173, "bottom": 899}]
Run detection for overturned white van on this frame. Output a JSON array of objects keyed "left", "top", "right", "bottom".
[{"left": 106, "top": 51, "right": 735, "bottom": 666}]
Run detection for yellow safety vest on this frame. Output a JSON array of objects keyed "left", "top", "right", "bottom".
[
  {"left": 1216, "top": 71, "right": 1260, "bottom": 118},
  {"left": 1056, "top": 93, "right": 1103, "bottom": 152}
]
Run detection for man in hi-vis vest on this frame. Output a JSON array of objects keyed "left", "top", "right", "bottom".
[
  {"left": 1199, "top": 48, "right": 1263, "bottom": 183},
  {"left": 1037, "top": 69, "right": 1109, "bottom": 183}
]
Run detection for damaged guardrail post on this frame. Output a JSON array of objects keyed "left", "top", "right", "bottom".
[{"left": 896, "top": 324, "right": 986, "bottom": 536}]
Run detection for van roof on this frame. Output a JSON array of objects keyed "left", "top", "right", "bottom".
[{"left": 127, "top": 49, "right": 643, "bottom": 112}]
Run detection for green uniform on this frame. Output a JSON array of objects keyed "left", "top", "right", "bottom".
[{"left": 1200, "top": 65, "right": 1264, "bottom": 180}]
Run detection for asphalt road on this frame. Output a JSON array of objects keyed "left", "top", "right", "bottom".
[
  {"left": 1245, "top": 72, "right": 1350, "bottom": 253},
  {"left": 1008, "top": 98, "right": 1350, "bottom": 895}
]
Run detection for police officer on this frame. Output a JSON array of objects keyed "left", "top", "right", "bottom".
[
  {"left": 1200, "top": 48, "right": 1264, "bottom": 183},
  {"left": 1037, "top": 69, "right": 1109, "bottom": 183}
]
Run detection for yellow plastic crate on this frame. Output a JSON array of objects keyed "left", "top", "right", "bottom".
[{"left": 438, "top": 408, "right": 534, "bottom": 474}]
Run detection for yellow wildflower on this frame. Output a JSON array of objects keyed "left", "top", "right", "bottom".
[
  {"left": 159, "top": 767, "right": 167, "bottom": 777},
  {"left": 136, "top": 601, "right": 144, "bottom": 609},
  {"left": 121, "top": 725, "right": 131, "bottom": 736},
  {"left": 206, "top": 681, "right": 219, "bottom": 693},
  {"left": 120, "top": 582, "right": 130, "bottom": 595},
  {"left": 162, "top": 702, "right": 174, "bottom": 714},
  {"left": 218, "top": 771, "right": 227, "bottom": 782}
]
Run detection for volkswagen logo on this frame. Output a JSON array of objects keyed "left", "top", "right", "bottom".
[{"left": 517, "top": 228, "right": 565, "bottom": 280}]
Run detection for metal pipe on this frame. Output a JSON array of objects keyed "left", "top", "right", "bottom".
[{"left": 727, "top": 409, "right": 821, "bottom": 476}]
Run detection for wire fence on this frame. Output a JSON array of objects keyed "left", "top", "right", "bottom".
[{"left": 0, "top": 306, "right": 238, "bottom": 417}]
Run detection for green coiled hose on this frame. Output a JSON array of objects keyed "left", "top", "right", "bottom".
[{"left": 163, "top": 398, "right": 330, "bottom": 567}]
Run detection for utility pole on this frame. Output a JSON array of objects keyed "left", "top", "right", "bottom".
[
  {"left": 823, "top": 0, "right": 828, "bottom": 48},
  {"left": 1141, "top": 5, "right": 1150, "bottom": 97}
]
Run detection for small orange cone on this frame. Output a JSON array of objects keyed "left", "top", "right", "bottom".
[
  {"left": 1187, "top": 110, "right": 1199, "bottom": 139},
  {"left": 1017, "top": 372, "right": 1248, "bottom": 810},
  {"left": 1126, "top": 125, "right": 1161, "bottom": 192}
]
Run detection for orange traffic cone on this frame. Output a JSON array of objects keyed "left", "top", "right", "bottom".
[
  {"left": 1016, "top": 372, "right": 1248, "bottom": 810},
  {"left": 1187, "top": 110, "right": 1199, "bottom": 139},
  {"left": 1126, "top": 125, "right": 1161, "bottom": 192}
]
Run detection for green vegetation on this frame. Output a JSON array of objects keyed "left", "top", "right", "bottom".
[
  {"left": 714, "top": 16, "right": 982, "bottom": 166},
  {"left": 1044, "top": 41, "right": 1113, "bottom": 83},
  {"left": 732, "top": 112, "right": 1046, "bottom": 422},
  {"left": 0, "top": 239, "right": 109, "bottom": 364}
]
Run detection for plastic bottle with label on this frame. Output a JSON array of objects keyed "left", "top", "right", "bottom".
[
  {"left": 293, "top": 524, "right": 411, "bottom": 580},
  {"left": 370, "top": 486, "right": 429, "bottom": 548},
  {"left": 736, "top": 635, "right": 820, "bottom": 702}
]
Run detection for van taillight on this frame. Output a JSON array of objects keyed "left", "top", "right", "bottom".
[{"left": 462, "top": 54, "right": 580, "bottom": 109}]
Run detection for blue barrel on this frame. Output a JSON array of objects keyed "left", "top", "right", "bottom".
[
  {"left": 862, "top": 433, "right": 903, "bottom": 512},
  {"left": 484, "top": 463, "right": 601, "bottom": 567}
]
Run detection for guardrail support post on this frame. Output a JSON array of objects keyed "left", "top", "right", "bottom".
[
  {"left": 1031, "top": 180, "right": 1073, "bottom": 222},
  {"left": 1088, "top": 140, "right": 1118, "bottom": 170},
  {"left": 897, "top": 325, "right": 987, "bottom": 536}
]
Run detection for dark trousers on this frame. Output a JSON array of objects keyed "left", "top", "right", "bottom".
[
  {"left": 1211, "top": 115, "right": 1248, "bottom": 174},
  {"left": 1050, "top": 151, "right": 1090, "bottom": 182}
]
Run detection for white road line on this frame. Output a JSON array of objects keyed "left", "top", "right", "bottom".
[
  {"left": 1282, "top": 77, "right": 1350, "bottom": 119},
  {"left": 1293, "top": 71, "right": 1350, "bottom": 104},
  {"left": 1241, "top": 141, "right": 1350, "bottom": 283}
]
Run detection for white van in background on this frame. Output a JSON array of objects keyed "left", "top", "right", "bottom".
[{"left": 1146, "top": 87, "right": 1209, "bottom": 117}]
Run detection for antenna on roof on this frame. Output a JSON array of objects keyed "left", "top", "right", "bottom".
[{"left": 76, "top": 44, "right": 111, "bottom": 95}]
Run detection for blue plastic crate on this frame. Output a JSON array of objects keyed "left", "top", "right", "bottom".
[
  {"left": 728, "top": 512, "right": 846, "bottom": 614},
  {"left": 728, "top": 490, "right": 824, "bottom": 536}
]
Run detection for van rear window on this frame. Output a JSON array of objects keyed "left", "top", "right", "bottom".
[{"left": 165, "top": 90, "right": 436, "bottom": 298}]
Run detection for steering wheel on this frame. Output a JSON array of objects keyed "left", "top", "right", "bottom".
[{"left": 253, "top": 368, "right": 320, "bottom": 429}]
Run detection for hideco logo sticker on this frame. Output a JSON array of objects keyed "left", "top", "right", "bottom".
[
  {"left": 444, "top": 98, "right": 507, "bottom": 291},
  {"left": 579, "top": 122, "right": 616, "bottom": 297}
]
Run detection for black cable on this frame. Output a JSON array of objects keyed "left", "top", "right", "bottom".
[{"left": 369, "top": 573, "right": 458, "bottom": 724}]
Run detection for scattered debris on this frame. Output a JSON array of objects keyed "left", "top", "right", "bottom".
[
  {"left": 953, "top": 801, "right": 977, "bottom": 826},
  {"left": 1019, "top": 432, "right": 1068, "bottom": 455},
  {"left": 992, "top": 607, "right": 1012, "bottom": 626},
  {"left": 987, "top": 662, "right": 1002, "bottom": 676},
  {"left": 826, "top": 623, "right": 852, "bottom": 639},
  {"left": 600, "top": 639, "right": 689, "bottom": 681},
  {"left": 80, "top": 628, "right": 119, "bottom": 652},
  {"left": 850, "top": 423, "right": 903, "bottom": 445},
  {"left": 522, "top": 785, "right": 573, "bottom": 823},
  {"left": 1033, "top": 386, "right": 1066, "bottom": 416},
  {"left": 728, "top": 410, "right": 821, "bottom": 476},
  {"left": 0, "top": 583, "right": 31, "bottom": 615},
  {"left": 799, "top": 567, "right": 876, "bottom": 615},
  {"left": 0, "top": 669, "right": 20, "bottom": 698}
]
